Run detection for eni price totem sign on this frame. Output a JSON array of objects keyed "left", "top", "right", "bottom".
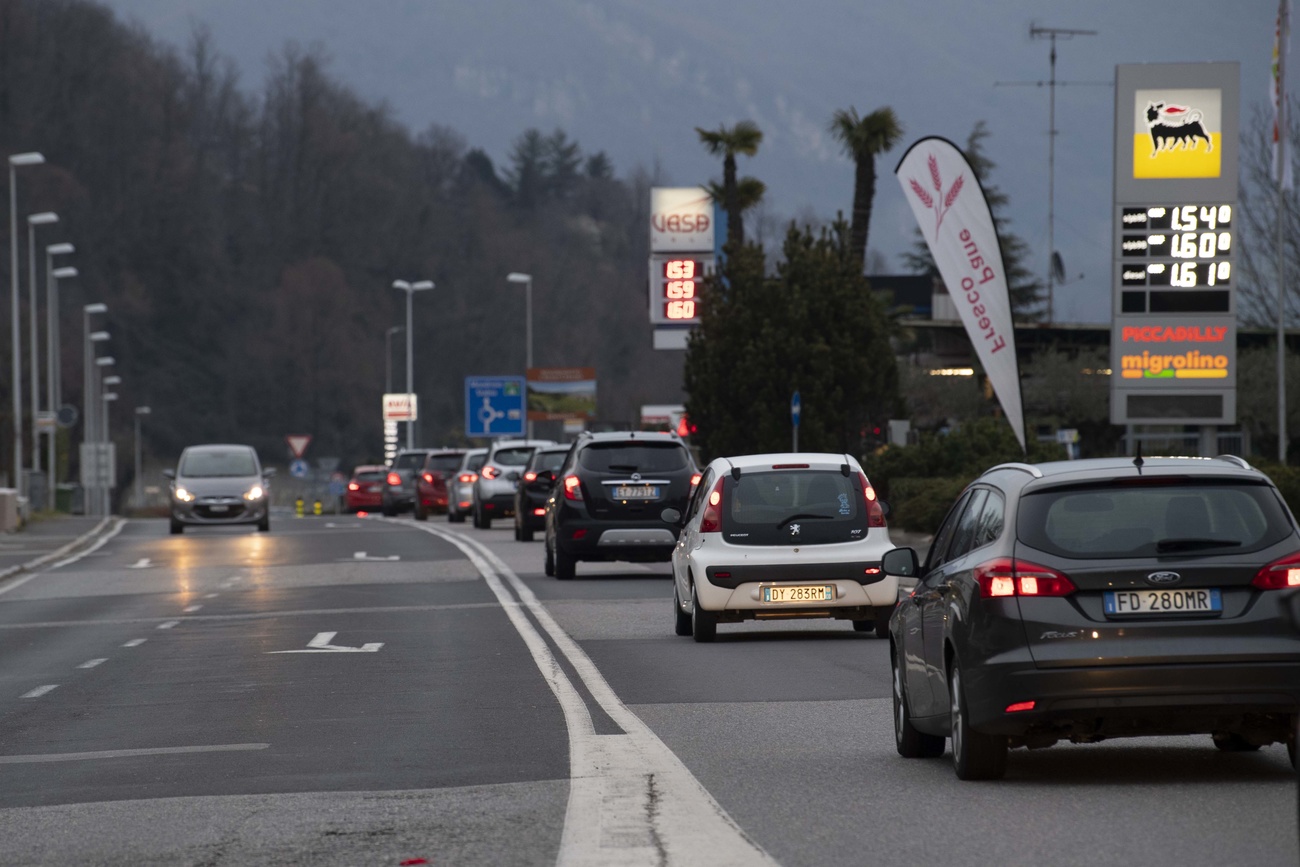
[
  {"left": 1111, "top": 62, "right": 1239, "bottom": 425},
  {"left": 649, "top": 187, "right": 716, "bottom": 350}
]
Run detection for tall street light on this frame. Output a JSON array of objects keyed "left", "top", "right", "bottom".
[
  {"left": 506, "top": 272, "right": 534, "bottom": 438},
  {"left": 26, "top": 211, "right": 57, "bottom": 501},
  {"left": 90, "top": 353, "right": 113, "bottom": 516},
  {"left": 47, "top": 253, "right": 75, "bottom": 487},
  {"left": 9, "top": 152, "right": 44, "bottom": 494},
  {"left": 83, "top": 304, "right": 107, "bottom": 446},
  {"left": 392, "top": 280, "right": 433, "bottom": 448},
  {"left": 101, "top": 385, "right": 118, "bottom": 516},
  {"left": 385, "top": 325, "right": 404, "bottom": 394},
  {"left": 134, "top": 406, "right": 151, "bottom": 507}
]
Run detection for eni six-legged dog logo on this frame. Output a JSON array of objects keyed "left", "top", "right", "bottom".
[
  {"left": 1132, "top": 88, "right": 1221, "bottom": 179},
  {"left": 1144, "top": 101, "right": 1213, "bottom": 157}
]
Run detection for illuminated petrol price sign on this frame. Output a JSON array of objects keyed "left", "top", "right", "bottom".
[
  {"left": 1119, "top": 204, "right": 1233, "bottom": 288},
  {"left": 648, "top": 254, "right": 712, "bottom": 325}
]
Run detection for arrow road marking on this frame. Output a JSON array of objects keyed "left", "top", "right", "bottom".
[
  {"left": 267, "top": 631, "right": 383, "bottom": 654},
  {"left": 128, "top": 558, "right": 151, "bottom": 569}
]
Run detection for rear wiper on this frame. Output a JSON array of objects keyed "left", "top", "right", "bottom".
[
  {"left": 777, "top": 513, "right": 832, "bottom": 528},
  {"left": 1155, "top": 538, "right": 1243, "bottom": 553}
]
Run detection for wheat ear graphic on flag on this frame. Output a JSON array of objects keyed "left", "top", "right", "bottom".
[{"left": 909, "top": 154, "right": 963, "bottom": 235}]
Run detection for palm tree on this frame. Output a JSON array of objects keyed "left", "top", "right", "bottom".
[
  {"left": 828, "top": 106, "right": 904, "bottom": 272},
  {"left": 695, "top": 121, "right": 764, "bottom": 247}
]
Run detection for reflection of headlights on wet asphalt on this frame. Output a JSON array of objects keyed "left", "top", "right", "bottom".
[
  {"left": 244, "top": 485, "right": 265, "bottom": 501},
  {"left": 174, "top": 487, "right": 195, "bottom": 502}
]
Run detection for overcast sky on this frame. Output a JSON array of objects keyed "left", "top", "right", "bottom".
[{"left": 99, "top": 0, "right": 1281, "bottom": 323}]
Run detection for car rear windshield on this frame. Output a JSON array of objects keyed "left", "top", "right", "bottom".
[
  {"left": 721, "top": 470, "right": 869, "bottom": 546},
  {"left": 355, "top": 471, "right": 384, "bottom": 482},
  {"left": 465, "top": 453, "right": 486, "bottom": 472},
  {"left": 1017, "top": 480, "right": 1294, "bottom": 559},
  {"left": 180, "top": 449, "right": 258, "bottom": 478},
  {"left": 425, "top": 454, "right": 463, "bottom": 474},
  {"left": 578, "top": 443, "right": 690, "bottom": 473},
  {"left": 492, "top": 447, "right": 535, "bottom": 466},
  {"left": 393, "top": 452, "right": 426, "bottom": 469},
  {"left": 533, "top": 450, "right": 568, "bottom": 472}
]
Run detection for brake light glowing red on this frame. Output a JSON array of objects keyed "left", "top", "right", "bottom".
[
  {"left": 481, "top": 465, "right": 500, "bottom": 480},
  {"left": 533, "top": 507, "right": 546, "bottom": 516},
  {"left": 1252, "top": 551, "right": 1300, "bottom": 589},
  {"left": 386, "top": 472, "right": 401, "bottom": 486},
  {"left": 1005, "top": 701, "right": 1036, "bottom": 713},
  {"left": 772, "top": 463, "right": 810, "bottom": 469},
  {"left": 858, "top": 472, "right": 885, "bottom": 527},
  {"left": 422, "top": 472, "right": 433, "bottom": 484},
  {"left": 975, "top": 558, "right": 1075, "bottom": 598},
  {"left": 459, "top": 473, "right": 477, "bottom": 484},
  {"left": 563, "top": 475, "right": 583, "bottom": 501},
  {"left": 699, "top": 477, "right": 726, "bottom": 533},
  {"left": 347, "top": 482, "right": 360, "bottom": 491},
  {"left": 690, "top": 472, "right": 701, "bottom": 487},
  {"left": 524, "top": 471, "right": 538, "bottom": 482}
]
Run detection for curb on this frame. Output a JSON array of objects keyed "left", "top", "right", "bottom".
[{"left": 0, "top": 516, "right": 123, "bottom": 586}]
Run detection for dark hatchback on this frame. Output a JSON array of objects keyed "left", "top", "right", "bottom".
[
  {"left": 544, "top": 431, "right": 698, "bottom": 580},
  {"left": 885, "top": 456, "right": 1300, "bottom": 780},
  {"left": 514, "top": 444, "right": 571, "bottom": 541}
]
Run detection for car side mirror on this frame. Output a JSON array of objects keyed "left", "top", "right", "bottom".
[
  {"left": 263, "top": 467, "right": 277, "bottom": 478},
  {"left": 881, "top": 546, "right": 919, "bottom": 577},
  {"left": 661, "top": 507, "right": 682, "bottom": 526},
  {"left": 162, "top": 469, "right": 175, "bottom": 479}
]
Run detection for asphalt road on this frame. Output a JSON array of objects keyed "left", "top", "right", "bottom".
[{"left": 0, "top": 515, "right": 1296, "bottom": 866}]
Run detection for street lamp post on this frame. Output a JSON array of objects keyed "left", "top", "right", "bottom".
[
  {"left": 101, "top": 385, "right": 118, "bottom": 516},
  {"left": 46, "top": 253, "right": 75, "bottom": 489},
  {"left": 391, "top": 280, "right": 433, "bottom": 448},
  {"left": 9, "top": 152, "right": 44, "bottom": 494},
  {"left": 385, "top": 325, "right": 404, "bottom": 394},
  {"left": 134, "top": 406, "right": 151, "bottom": 508},
  {"left": 506, "top": 272, "right": 533, "bottom": 438},
  {"left": 26, "top": 211, "right": 57, "bottom": 505},
  {"left": 90, "top": 353, "right": 113, "bottom": 516}
]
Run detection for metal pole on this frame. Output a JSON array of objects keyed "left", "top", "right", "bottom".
[
  {"left": 526, "top": 275, "right": 534, "bottom": 440},
  {"left": 1280, "top": 0, "right": 1290, "bottom": 464},
  {"left": 9, "top": 163, "right": 21, "bottom": 495},
  {"left": 102, "top": 389, "right": 112, "bottom": 515},
  {"left": 1046, "top": 33, "right": 1056, "bottom": 324},
  {"left": 134, "top": 411, "right": 141, "bottom": 506},
  {"left": 405, "top": 287, "right": 414, "bottom": 449},
  {"left": 83, "top": 312, "right": 92, "bottom": 516}
]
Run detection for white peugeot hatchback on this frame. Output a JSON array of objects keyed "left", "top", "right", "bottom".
[{"left": 664, "top": 453, "right": 897, "bottom": 642}]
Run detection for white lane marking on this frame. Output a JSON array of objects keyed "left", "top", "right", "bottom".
[
  {"left": 0, "top": 519, "right": 127, "bottom": 595},
  {"left": 20, "top": 685, "right": 58, "bottom": 699},
  {"left": 77, "top": 659, "right": 107, "bottom": 669},
  {"left": 267, "top": 631, "right": 383, "bottom": 654},
  {"left": 128, "top": 558, "right": 151, "bottom": 569},
  {"left": 349, "top": 551, "right": 400, "bottom": 561},
  {"left": 183, "top": 605, "right": 202, "bottom": 613},
  {"left": 415, "top": 523, "right": 776, "bottom": 867},
  {"left": 122, "top": 639, "right": 146, "bottom": 648},
  {"left": 0, "top": 743, "right": 269, "bottom": 764},
  {"left": 203, "top": 593, "right": 218, "bottom": 599},
  {"left": 0, "top": 603, "right": 500, "bottom": 631},
  {"left": 157, "top": 620, "right": 179, "bottom": 630},
  {"left": 217, "top": 575, "right": 243, "bottom": 589}
]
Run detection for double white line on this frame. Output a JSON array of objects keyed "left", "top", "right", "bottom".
[{"left": 413, "top": 523, "right": 775, "bottom": 867}]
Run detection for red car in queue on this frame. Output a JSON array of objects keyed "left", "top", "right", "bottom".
[
  {"left": 411, "top": 450, "right": 466, "bottom": 521},
  {"left": 345, "top": 465, "right": 388, "bottom": 513}
]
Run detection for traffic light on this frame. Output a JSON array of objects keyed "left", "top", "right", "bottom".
[{"left": 676, "top": 415, "right": 698, "bottom": 438}]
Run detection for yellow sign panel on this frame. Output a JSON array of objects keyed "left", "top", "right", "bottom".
[
  {"left": 1120, "top": 350, "right": 1229, "bottom": 379},
  {"left": 1132, "top": 133, "right": 1221, "bottom": 178}
]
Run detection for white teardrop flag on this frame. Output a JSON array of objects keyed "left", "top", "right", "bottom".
[{"left": 895, "top": 137, "right": 1026, "bottom": 451}]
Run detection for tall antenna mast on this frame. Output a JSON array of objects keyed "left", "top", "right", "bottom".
[{"left": 1030, "top": 25, "right": 1097, "bottom": 324}]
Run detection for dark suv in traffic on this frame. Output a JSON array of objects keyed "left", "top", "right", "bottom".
[
  {"left": 885, "top": 455, "right": 1300, "bottom": 780},
  {"left": 544, "top": 431, "right": 698, "bottom": 580},
  {"left": 514, "top": 444, "right": 572, "bottom": 542}
]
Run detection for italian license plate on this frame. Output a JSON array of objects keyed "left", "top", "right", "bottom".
[
  {"left": 1104, "top": 588, "right": 1222, "bottom": 615},
  {"left": 614, "top": 485, "right": 659, "bottom": 499},
  {"left": 208, "top": 504, "right": 229, "bottom": 513},
  {"left": 762, "top": 584, "right": 834, "bottom": 603}
]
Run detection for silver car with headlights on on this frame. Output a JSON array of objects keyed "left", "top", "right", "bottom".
[{"left": 164, "top": 444, "right": 273, "bottom": 534}]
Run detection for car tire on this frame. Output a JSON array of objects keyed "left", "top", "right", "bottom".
[
  {"left": 852, "top": 619, "right": 873, "bottom": 632},
  {"left": 1211, "top": 733, "right": 1261, "bottom": 752},
  {"left": 893, "top": 650, "right": 945, "bottom": 758},
  {"left": 415, "top": 501, "right": 428, "bottom": 521},
  {"left": 1288, "top": 716, "right": 1298, "bottom": 770},
  {"left": 169, "top": 518, "right": 184, "bottom": 535},
  {"left": 257, "top": 516, "right": 270, "bottom": 533},
  {"left": 381, "top": 502, "right": 396, "bottom": 518},
  {"left": 544, "top": 539, "right": 555, "bottom": 577},
  {"left": 554, "top": 545, "right": 575, "bottom": 580},
  {"left": 448, "top": 509, "right": 464, "bottom": 524},
  {"left": 874, "top": 614, "right": 891, "bottom": 639},
  {"left": 517, "top": 524, "right": 534, "bottom": 542},
  {"left": 691, "top": 584, "right": 716, "bottom": 643},
  {"left": 673, "top": 586, "right": 693, "bottom": 637},
  {"left": 949, "top": 663, "right": 1007, "bottom": 780}
]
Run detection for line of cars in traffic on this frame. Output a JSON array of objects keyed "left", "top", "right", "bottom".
[{"left": 347, "top": 439, "right": 1300, "bottom": 781}]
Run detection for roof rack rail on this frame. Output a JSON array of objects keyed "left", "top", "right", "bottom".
[
  {"left": 1214, "top": 454, "right": 1253, "bottom": 470},
  {"left": 984, "top": 462, "right": 1043, "bottom": 479}
]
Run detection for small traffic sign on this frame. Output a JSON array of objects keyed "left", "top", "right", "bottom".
[
  {"left": 286, "top": 434, "right": 312, "bottom": 459},
  {"left": 465, "top": 376, "right": 526, "bottom": 438},
  {"left": 791, "top": 390, "right": 801, "bottom": 427},
  {"left": 289, "top": 458, "right": 310, "bottom": 479}
]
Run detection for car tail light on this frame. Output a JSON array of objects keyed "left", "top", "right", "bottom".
[
  {"left": 1252, "top": 551, "right": 1300, "bottom": 590},
  {"left": 533, "top": 507, "right": 546, "bottom": 516},
  {"left": 386, "top": 472, "right": 401, "bottom": 486},
  {"left": 563, "top": 474, "right": 584, "bottom": 501},
  {"left": 1005, "top": 701, "right": 1036, "bottom": 713},
  {"left": 699, "top": 477, "right": 727, "bottom": 533},
  {"left": 422, "top": 472, "right": 434, "bottom": 484},
  {"left": 690, "top": 472, "right": 701, "bottom": 487},
  {"left": 459, "top": 472, "right": 477, "bottom": 484},
  {"left": 348, "top": 482, "right": 360, "bottom": 491},
  {"left": 524, "top": 471, "right": 538, "bottom": 482},
  {"left": 772, "top": 463, "right": 810, "bottom": 469},
  {"left": 481, "top": 465, "right": 500, "bottom": 480},
  {"left": 858, "top": 472, "right": 885, "bottom": 527},
  {"left": 975, "top": 558, "right": 1075, "bottom": 598}
]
